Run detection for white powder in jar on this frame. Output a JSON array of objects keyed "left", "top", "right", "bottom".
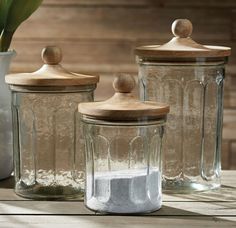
[{"left": 86, "top": 168, "right": 161, "bottom": 213}]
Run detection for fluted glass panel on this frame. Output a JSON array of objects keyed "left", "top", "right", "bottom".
[
  {"left": 83, "top": 120, "right": 164, "bottom": 213},
  {"left": 138, "top": 63, "right": 225, "bottom": 192},
  {"left": 13, "top": 88, "right": 94, "bottom": 199}
]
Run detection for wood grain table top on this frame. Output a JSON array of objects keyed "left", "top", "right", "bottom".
[{"left": 0, "top": 171, "right": 235, "bottom": 227}]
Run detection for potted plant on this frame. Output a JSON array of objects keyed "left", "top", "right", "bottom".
[{"left": 0, "top": 0, "right": 43, "bottom": 180}]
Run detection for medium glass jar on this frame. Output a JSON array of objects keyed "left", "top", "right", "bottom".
[
  {"left": 135, "top": 19, "right": 231, "bottom": 193},
  {"left": 79, "top": 75, "right": 169, "bottom": 213},
  {"left": 5, "top": 46, "right": 99, "bottom": 199}
]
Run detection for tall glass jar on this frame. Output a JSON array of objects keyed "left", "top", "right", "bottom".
[
  {"left": 5, "top": 46, "right": 99, "bottom": 199},
  {"left": 135, "top": 19, "right": 231, "bottom": 193},
  {"left": 79, "top": 75, "right": 169, "bottom": 213}
]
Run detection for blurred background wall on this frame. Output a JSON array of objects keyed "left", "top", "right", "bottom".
[{"left": 9, "top": 0, "right": 236, "bottom": 169}]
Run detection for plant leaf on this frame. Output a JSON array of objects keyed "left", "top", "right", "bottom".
[
  {"left": 0, "top": 0, "right": 13, "bottom": 34},
  {"left": 0, "top": 30, "right": 14, "bottom": 51},
  {"left": 5, "top": 0, "right": 43, "bottom": 32},
  {"left": 0, "top": 0, "right": 43, "bottom": 51}
]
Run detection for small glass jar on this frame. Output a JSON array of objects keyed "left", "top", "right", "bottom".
[
  {"left": 79, "top": 74, "right": 169, "bottom": 214},
  {"left": 135, "top": 19, "right": 231, "bottom": 193},
  {"left": 5, "top": 46, "right": 99, "bottom": 199}
]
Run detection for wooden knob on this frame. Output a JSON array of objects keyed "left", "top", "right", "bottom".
[
  {"left": 113, "top": 74, "right": 135, "bottom": 93},
  {"left": 172, "top": 19, "right": 193, "bottom": 38},
  {"left": 41, "top": 46, "right": 62, "bottom": 65}
]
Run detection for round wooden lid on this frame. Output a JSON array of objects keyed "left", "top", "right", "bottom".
[
  {"left": 135, "top": 19, "right": 231, "bottom": 58},
  {"left": 5, "top": 46, "right": 99, "bottom": 86},
  {"left": 79, "top": 74, "right": 170, "bottom": 121}
]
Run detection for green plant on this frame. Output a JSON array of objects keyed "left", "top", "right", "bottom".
[{"left": 0, "top": 0, "right": 43, "bottom": 52}]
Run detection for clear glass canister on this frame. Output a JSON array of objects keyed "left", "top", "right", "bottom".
[
  {"left": 5, "top": 46, "right": 99, "bottom": 199},
  {"left": 79, "top": 75, "right": 169, "bottom": 213},
  {"left": 135, "top": 19, "right": 231, "bottom": 192}
]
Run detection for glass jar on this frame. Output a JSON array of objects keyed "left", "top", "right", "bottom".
[
  {"left": 79, "top": 74, "right": 169, "bottom": 213},
  {"left": 135, "top": 19, "right": 231, "bottom": 193},
  {"left": 5, "top": 46, "right": 99, "bottom": 199}
]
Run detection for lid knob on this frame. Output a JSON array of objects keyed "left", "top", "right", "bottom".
[
  {"left": 113, "top": 74, "right": 135, "bottom": 93},
  {"left": 41, "top": 46, "right": 62, "bottom": 65},
  {"left": 171, "top": 19, "right": 193, "bottom": 38}
]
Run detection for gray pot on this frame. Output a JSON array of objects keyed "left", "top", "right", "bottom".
[{"left": 0, "top": 51, "right": 15, "bottom": 180}]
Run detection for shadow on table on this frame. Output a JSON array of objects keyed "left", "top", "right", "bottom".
[
  {"left": 81, "top": 206, "right": 236, "bottom": 227},
  {"left": 0, "top": 176, "right": 14, "bottom": 189},
  {"left": 164, "top": 185, "right": 236, "bottom": 202}
]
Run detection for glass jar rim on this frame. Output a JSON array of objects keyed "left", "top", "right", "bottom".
[
  {"left": 8, "top": 84, "right": 96, "bottom": 93},
  {"left": 136, "top": 56, "right": 228, "bottom": 66},
  {"left": 81, "top": 115, "right": 166, "bottom": 126}
]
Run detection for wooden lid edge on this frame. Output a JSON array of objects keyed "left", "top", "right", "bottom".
[
  {"left": 135, "top": 45, "right": 231, "bottom": 58},
  {"left": 5, "top": 67, "right": 99, "bottom": 86},
  {"left": 78, "top": 100, "right": 170, "bottom": 120}
]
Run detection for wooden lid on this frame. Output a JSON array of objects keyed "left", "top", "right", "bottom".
[
  {"left": 79, "top": 74, "right": 169, "bottom": 121},
  {"left": 5, "top": 46, "right": 99, "bottom": 86},
  {"left": 135, "top": 19, "right": 231, "bottom": 58}
]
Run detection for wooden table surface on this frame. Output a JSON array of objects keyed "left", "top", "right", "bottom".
[{"left": 0, "top": 171, "right": 235, "bottom": 227}]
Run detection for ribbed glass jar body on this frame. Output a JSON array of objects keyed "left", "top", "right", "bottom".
[
  {"left": 137, "top": 58, "right": 226, "bottom": 193},
  {"left": 83, "top": 118, "right": 165, "bottom": 214},
  {"left": 11, "top": 85, "right": 95, "bottom": 199}
]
